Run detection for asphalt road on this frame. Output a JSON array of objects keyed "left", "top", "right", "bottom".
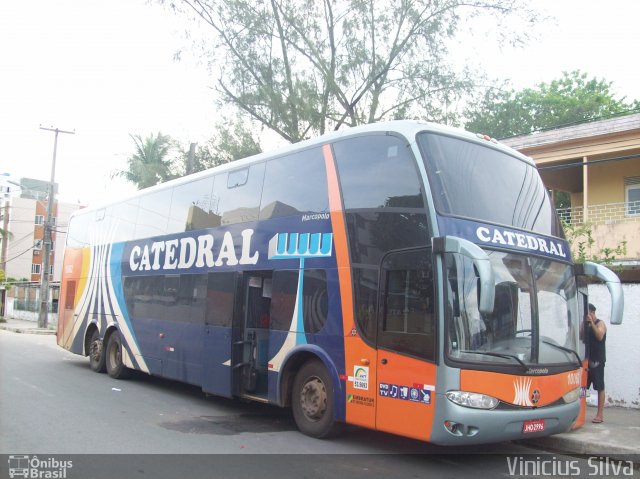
[{"left": 0, "top": 330, "right": 603, "bottom": 479}]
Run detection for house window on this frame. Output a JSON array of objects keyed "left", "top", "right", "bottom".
[
  {"left": 625, "top": 177, "right": 640, "bottom": 216},
  {"left": 35, "top": 215, "right": 44, "bottom": 225},
  {"left": 32, "top": 263, "right": 41, "bottom": 274}
]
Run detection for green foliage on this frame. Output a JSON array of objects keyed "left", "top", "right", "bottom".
[
  {"left": 464, "top": 70, "right": 640, "bottom": 138},
  {"left": 117, "top": 132, "right": 178, "bottom": 189},
  {"left": 562, "top": 220, "right": 627, "bottom": 267},
  {"left": 180, "top": 120, "right": 262, "bottom": 174},
  {"left": 170, "top": 0, "right": 539, "bottom": 143}
]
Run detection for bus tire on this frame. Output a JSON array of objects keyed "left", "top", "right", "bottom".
[
  {"left": 105, "top": 331, "right": 131, "bottom": 380},
  {"left": 292, "top": 360, "right": 342, "bottom": 439},
  {"left": 88, "top": 329, "right": 106, "bottom": 373}
]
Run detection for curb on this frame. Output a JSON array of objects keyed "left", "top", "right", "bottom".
[
  {"left": 522, "top": 436, "right": 640, "bottom": 463},
  {"left": 0, "top": 325, "right": 56, "bottom": 335}
]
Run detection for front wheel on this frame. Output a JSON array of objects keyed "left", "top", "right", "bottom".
[
  {"left": 292, "top": 360, "right": 342, "bottom": 439},
  {"left": 105, "top": 331, "right": 131, "bottom": 379}
]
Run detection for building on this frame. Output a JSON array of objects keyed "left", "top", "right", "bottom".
[
  {"left": 0, "top": 178, "right": 83, "bottom": 321},
  {"left": 502, "top": 113, "right": 640, "bottom": 282},
  {"left": 503, "top": 114, "right": 640, "bottom": 408}
]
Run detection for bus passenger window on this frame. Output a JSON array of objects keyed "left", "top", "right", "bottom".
[
  {"left": 379, "top": 248, "right": 435, "bottom": 361},
  {"left": 206, "top": 272, "right": 236, "bottom": 327},
  {"left": 217, "top": 163, "right": 265, "bottom": 225},
  {"left": 270, "top": 271, "right": 298, "bottom": 331},
  {"left": 168, "top": 177, "right": 218, "bottom": 233},
  {"left": 260, "top": 147, "right": 329, "bottom": 220}
]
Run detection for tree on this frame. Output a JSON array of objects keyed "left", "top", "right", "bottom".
[
  {"left": 178, "top": 120, "right": 263, "bottom": 174},
  {"left": 464, "top": 70, "right": 640, "bottom": 139},
  {"left": 169, "top": 0, "right": 539, "bottom": 143},
  {"left": 118, "top": 132, "right": 178, "bottom": 189}
]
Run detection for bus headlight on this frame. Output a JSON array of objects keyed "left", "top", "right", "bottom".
[
  {"left": 446, "top": 391, "right": 499, "bottom": 410},
  {"left": 562, "top": 388, "right": 580, "bottom": 404}
]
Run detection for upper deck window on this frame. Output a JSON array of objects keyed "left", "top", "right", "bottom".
[{"left": 418, "top": 133, "right": 562, "bottom": 237}]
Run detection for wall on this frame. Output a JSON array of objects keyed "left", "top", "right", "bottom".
[
  {"left": 586, "top": 283, "right": 640, "bottom": 409},
  {"left": 5, "top": 197, "right": 36, "bottom": 280},
  {"left": 5, "top": 296, "right": 58, "bottom": 326},
  {"left": 587, "top": 158, "right": 640, "bottom": 206}
]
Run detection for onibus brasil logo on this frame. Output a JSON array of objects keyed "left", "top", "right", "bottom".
[{"left": 8, "top": 455, "right": 73, "bottom": 479}]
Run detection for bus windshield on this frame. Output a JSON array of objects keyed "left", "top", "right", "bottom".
[
  {"left": 417, "top": 132, "right": 563, "bottom": 237},
  {"left": 446, "top": 250, "right": 579, "bottom": 371}
]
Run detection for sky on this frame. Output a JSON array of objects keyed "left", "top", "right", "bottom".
[{"left": 1, "top": 0, "right": 639, "bottom": 207}]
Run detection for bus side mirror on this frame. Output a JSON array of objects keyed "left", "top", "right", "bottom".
[
  {"left": 575, "top": 262, "right": 624, "bottom": 325},
  {"left": 433, "top": 236, "right": 495, "bottom": 315}
]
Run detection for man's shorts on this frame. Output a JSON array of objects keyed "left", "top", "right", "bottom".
[{"left": 587, "top": 362, "right": 605, "bottom": 391}]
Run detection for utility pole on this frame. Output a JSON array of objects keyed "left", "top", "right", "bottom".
[
  {"left": 38, "top": 126, "right": 74, "bottom": 329},
  {"left": 187, "top": 142, "right": 197, "bottom": 175}
]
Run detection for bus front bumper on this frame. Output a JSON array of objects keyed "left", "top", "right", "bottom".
[{"left": 428, "top": 395, "right": 580, "bottom": 446}]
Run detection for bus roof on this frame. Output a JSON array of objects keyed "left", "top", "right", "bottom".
[{"left": 72, "top": 120, "right": 533, "bottom": 218}]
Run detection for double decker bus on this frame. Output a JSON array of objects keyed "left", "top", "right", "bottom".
[{"left": 57, "top": 120, "right": 623, "bottom": 444}]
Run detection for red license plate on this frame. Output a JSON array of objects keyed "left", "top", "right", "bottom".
[{"left": 523, "top": 419, "right": 545, "bottom": 433}]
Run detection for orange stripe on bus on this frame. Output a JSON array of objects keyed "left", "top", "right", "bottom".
[
  {"left": 323, "top": 144, "right": 377, "bottom": 429},
  {"left": 322, "top": 144, "right": 354, "bottom": 338}
]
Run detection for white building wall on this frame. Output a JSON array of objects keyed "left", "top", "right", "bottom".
[
  {"left": 587, "top": 283, "right": 640, "bottom": 409},
  {"left": 4, "top": 196, "right": 81, "bottom": 281},
  {"left": 5, "top": 197, "right": 37, "bottom": 280}
]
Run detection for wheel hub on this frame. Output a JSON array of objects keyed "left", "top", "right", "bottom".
[{"left": 300, "top": 377, "right": 327, "bottom": 421}]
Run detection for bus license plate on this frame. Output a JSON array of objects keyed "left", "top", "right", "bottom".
[{"left": 523, "top": 419, "right": 545, "bottom": 433}]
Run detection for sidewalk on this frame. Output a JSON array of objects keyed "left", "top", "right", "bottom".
[
  {"left": 521, "top": 404, "right": 640, "bottom": 461},
  {"left": 0, "top": 317, "right": 56, "bottom": 335},
  {"left": 1, "top": 318, "right": 638, "bottom": 461}
]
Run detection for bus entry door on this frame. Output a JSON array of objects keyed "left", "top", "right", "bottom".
[
  {"left": 202, "top": 272, "right": 238, "bottom": 398},
  {"left": 375, "top": 248, "right": 437, "bottom": 441},
  {"left": 237, "top": 273, "right": 272, "bottom": 399}
]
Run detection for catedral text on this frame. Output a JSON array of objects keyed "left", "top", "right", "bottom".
[{"left": 129, "top": 229, "right": 259, "bottom": 272}]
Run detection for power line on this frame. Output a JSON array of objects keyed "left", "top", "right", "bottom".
[
  {"left": 3, "top": 242, "right": 39, "bottom": 264},
  {"left": 537, "top": 154, "right": 640, "bottom": 171}
]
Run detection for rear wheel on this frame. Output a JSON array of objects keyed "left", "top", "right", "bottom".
[
  {"left": 88, "top": 329, "right": 106, "bottom": 373},
  {"left": 292, "top": 360, "right": 342, "bottom": 438},
  {"left": 105, "top": 331, "right": 131, "bottom": 379}
]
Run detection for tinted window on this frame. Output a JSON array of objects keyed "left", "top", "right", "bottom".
[
  {"left": 302, "top": 269, "right": 329, "bottom": 334},
  {"left": 352, "top": 267, "right": 378, "bottom": 342},
  {"left": 333, "top": 135, "right": 429, "bottom": 266},
  {"left": 161, "top": 274, "right": 207, "bottom": 324},
  {"left": 124, "top": 275, "right": 164, "bottom": 319},
  {"left": 418, "top": 133, "right": 561, "bottom": 236},
  {"left": 135, "top": 189, "right": 172, "bottom": 239},
  {"left": 168, "top": 176, "right": 219, "bottom": 233},
  {"left": 260, "top": 148, "right": 329, "bottom": 219},
  {"left": 206, "top": 272, "right": 236, "bottom": 327},
  {"left": 345, "top": 211, "right": 429, "bottom": 265},
  {"left": 217, "top": 163, "right": 265, "bottom": 225},
  {"left": 270, "top": 270, "right": 298, "bottom": 331},
  {"left": 333, "top": 135, "right": 425, "bottom": 210},
  {"left": 379, "top": 248, "right": 435, "bottom": 361}
]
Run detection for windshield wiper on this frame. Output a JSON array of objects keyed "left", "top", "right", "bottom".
[
  {"left": 541, "top": 340, "right": 582, "bottom": 368},
  {"left": 458, "top": 350, "right": 528, "bottom": 372}
]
